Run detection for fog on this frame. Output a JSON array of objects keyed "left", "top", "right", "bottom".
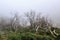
[{"left": 0, "top": 0, "right": 60, "bottom": 27}]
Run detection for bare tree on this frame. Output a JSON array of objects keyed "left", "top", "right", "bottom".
[
  {"left": 25, "top": 11, "right": 58, "bottom": 37},
  {"left": 9, "top": 13, "right": 21, "bottom": 32},
  {"left": 35, "top": 15, "right": 58, "bottom": 37},
  {"left": 25, "top": 11, "right": 36, "bottom": 29}
]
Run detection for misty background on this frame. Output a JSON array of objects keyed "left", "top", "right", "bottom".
[{"left": 0, "top": 0, "right": 60, "bottom": 28}]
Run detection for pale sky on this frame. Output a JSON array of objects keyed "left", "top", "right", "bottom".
[{"left": 0, "top": 0, "right": 60, "bottom": 27}]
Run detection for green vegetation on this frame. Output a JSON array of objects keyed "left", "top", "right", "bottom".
[{"left": 0, "top": 28, "right": 60, "bottom": 40}]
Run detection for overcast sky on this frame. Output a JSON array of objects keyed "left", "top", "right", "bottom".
[{"left": 0, "top": 0, "right": 60, "bottom": 27}]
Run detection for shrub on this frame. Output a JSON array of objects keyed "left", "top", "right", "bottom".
[
  {"left": 7, "top": 32, "right": 54, "bottom": 40},
  {"left": 55, "top": 35, "right": 60, "bottom": 40},
  {"left": 7, "top": 32, "right": 21, "bottom": 40}
]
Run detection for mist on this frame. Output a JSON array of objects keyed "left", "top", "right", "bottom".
[{"left": 0, "top": 0, "right": 60, "bottom": 27}]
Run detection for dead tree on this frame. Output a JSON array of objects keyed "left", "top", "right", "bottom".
[
  {"left": 25, "top": 11, "right": 58, "bottom": 37},
  {"left": 25, "top": 11, "right": 36, "bottom": 29},
  {"left": 9, "top": 13, "right": 21, "bottom": 32}
]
